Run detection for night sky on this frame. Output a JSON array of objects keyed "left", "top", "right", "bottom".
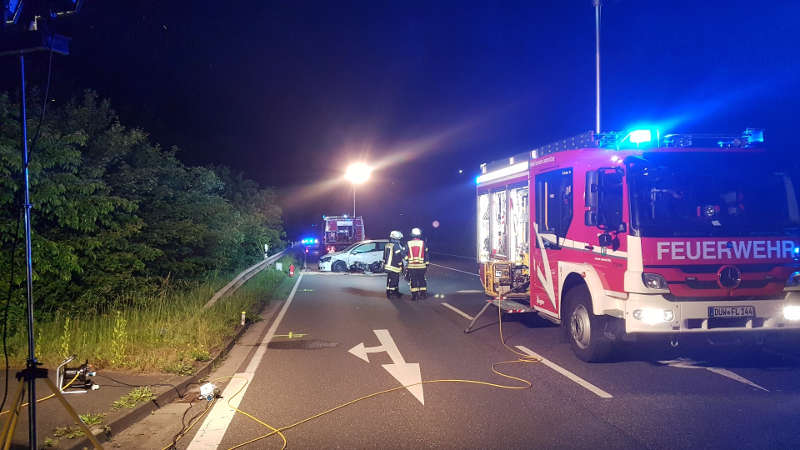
[{"left": 5, "top": 1, "right": 800, "bottom": 253}]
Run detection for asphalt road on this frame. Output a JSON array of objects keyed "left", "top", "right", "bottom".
[{"left": 181, "top": 255, "right": 800, "bottom": 449}]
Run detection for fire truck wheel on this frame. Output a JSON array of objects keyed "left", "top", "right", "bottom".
[
  {"left": 332, "top": 260, "right": 347, "bottom": 272},
  {"left": 565, "top": 284, "right": 612, "bottom": 362}
]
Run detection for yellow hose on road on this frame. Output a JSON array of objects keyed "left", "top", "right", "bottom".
[{"left": 221, "top": 301, "right": 540, "bottom": 449}]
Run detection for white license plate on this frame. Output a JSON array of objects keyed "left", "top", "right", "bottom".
[{"left": 708, "top": 305, "right": 755, "bottom": 318}]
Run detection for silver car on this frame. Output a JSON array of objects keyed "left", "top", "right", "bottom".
[{"left": 318, "top": 239, "right": 389, "bottom": 272}]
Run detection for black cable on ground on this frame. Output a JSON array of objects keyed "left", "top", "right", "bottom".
[
  {"left": 167, "top": 398, "right": 198, "bottom": 450},
  {"left": 94, "top": 373, "right": 201, "bottom": 402}
]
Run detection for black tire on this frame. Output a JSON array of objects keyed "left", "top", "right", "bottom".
[
  {"left": 369, "top": 261, "right": 383, "bottom": 273},
  {"left": 564, "top": 284, "right": 613, "bottom": 362},
  {"left": 332, "top": 260, "right": 347, "bottom": 272}
]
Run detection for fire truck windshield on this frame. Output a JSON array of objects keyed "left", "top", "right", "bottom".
[{"left": 628, "top": 152, "right": 800, "bottom": 237}]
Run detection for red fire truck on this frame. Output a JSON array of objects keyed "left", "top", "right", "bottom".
[
  {"left": 473, "top": 129, "right": 800, "bottom": 361},
  {"left": 323, "top": 215, "right": 365, "bottom": 253}
]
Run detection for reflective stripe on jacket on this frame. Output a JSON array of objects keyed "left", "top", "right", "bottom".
[
  {"left": 383, "top": 242, "right": 403, "bottom": 273},
  {"left": 406, "top": 239, "right": 428, "bottom": 269}
]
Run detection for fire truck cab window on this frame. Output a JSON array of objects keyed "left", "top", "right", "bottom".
[
  {"left": 629, "top": 153, "right": 800, "bottom": 237},
  {"left": 535, "top": 169, "right": 574, "bottom": 239},
  {"left": 598, "top": 170, "right": 624, "bottom": 231}
]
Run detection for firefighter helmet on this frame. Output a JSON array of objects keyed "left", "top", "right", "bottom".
[
  {"left": 389, "top": 230, "right": 403, "bottom": 240},
  {"left": 411, "top": 227, "right": 422, "bottom": 237}
]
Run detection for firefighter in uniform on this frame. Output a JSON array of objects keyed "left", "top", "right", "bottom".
[
  {"left": 383, "top": 231, "right": 405, "bottom": 298},
  {"left": 405, "top": 227, "right": 429, "bottom": 300}
]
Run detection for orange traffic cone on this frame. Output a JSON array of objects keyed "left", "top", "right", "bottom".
[{"left": 289, "top": 264, "right": 295, "bottom": 277}]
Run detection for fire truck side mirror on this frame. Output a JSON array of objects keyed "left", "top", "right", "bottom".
[
  {"left": 585, "top": 171, "right": 599, "bottom": 210},
  {"left": 598, "top": 232, "right": 613, "bottom": 247}
]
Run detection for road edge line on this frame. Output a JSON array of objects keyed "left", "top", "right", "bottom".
[
  {"left": 187, "top": 272, "right": 305, "bottom": 449},
  {"left": 440, "top": 302, "right": 475, "bottom": 321},
  {"left": 515, "top": 345, "right": 613, "bottom": 399}
]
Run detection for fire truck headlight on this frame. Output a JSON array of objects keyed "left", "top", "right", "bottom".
[
  {"left": 783, "top": 305, "right": 800, "bottom": 321},
  {"left": 642, "top": 273, "right": 668, "bottom": 290},
  {"left": 633, "top": 308, "right": 673, "bottom": 325}
]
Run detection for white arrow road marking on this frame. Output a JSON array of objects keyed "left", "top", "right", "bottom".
[
  {"left": 658, "top": 357, "right": 769, "bottom": 392},
  {"left": 349, "top": 329, "right": 424, "bottom": 404}
]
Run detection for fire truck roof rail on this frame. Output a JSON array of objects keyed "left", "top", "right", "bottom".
[
  {"left": 479, "top": 128, "right": 765, "bottom": 177},
  {"left": 531, "top": 130, "right": 599, "bottom": 158}
]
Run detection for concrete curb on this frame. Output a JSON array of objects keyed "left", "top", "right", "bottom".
[{"left": 69, "top": 320, "right": 250, "bottom": 450}]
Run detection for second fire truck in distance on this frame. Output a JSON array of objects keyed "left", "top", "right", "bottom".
[
  {"left": 475, "top": 128, "right": 800, "bottom": 361},
  {"left": 322, "top": 214, "right": 365, "bottom": 253}
]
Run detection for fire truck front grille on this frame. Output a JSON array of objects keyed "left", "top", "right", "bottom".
[
  {"left": 664, "top": 294, "right": 783, "bottom": 302},
  {"left": 671, "top": 264, "right": 780, "bottom": 274},
  {"left": 682, "top": 279, "right": 772, "bottom": 290}
]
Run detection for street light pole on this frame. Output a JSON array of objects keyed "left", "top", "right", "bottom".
[{"left": 345, "top": 162, "right": 371, "bottom": 217}]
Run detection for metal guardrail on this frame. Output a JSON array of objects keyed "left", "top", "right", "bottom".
[{"left": 203, "top": 248, "right": 289, "bottom": 309}]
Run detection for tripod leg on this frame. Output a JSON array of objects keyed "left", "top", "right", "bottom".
[
  {"left": 44, "top": 378, "right": 103, "bottom": 449},
  {"left": 464, "top": 301, "right": 493, "bottom": 334},
  {"left": 0, "top": 379, "right": 26, "bottom": 450}
]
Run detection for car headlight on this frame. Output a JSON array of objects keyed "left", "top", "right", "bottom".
[
  {"left": 642, "top": 272, "right": 669, "bottom": 291},
  {"left": 784, "top": 305, "right": 800, "bottom": 321},
  {"left": 320, "top": 256, "right": 331, "bottom": 263},
  {"left": 633, "top": 308, "right": 674, "bottom": 325}
]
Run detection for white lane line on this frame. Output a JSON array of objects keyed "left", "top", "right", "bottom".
[
  {"left": 429, "top": 262, "right": 479, "bottom": 277},
  {"left": 515, "top": 345, "right": 613, "bottom": 399},
  {"left": 188, "top": 272, "right": 305, "bottom": 450},
  {"left": 432, "top": 251, "right": 475, "bottom": 260},
  {"left": 455, "top": 289, "right": 484, "bottom": 294},
  {"left": 440, "top": 302, "right": 474, "bottom": 321},
  {"left": 658, "top": 358, "right": 769, "bottom": 392}
]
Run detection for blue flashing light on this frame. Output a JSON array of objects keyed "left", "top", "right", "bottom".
[
  {"left": 629, "top": 129, "right": 652, "bottom": 145},
  {"left": 744, "top": 128, "right": 764, "bottom": 145},
  {"left": 475, "top": 175, "right": 480, "bottom": 185},
  {"left": 793, "top": 246, "right": 799, "bottom": 255}
]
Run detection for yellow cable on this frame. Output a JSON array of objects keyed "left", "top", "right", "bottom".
[
  {"left": 218, "top": 297, "right": 541, "bottom": 449},
  {"left": 0, "top": 369, "right": 81, "bottom": 417}
]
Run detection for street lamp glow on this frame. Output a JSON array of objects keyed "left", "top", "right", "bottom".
[{"left": 345, "top": 162, "right": 372, "bottom": 185}]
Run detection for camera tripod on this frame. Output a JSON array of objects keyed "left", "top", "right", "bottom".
[{"left": 0, "top": 366, "right": 102, "bottom": 449}]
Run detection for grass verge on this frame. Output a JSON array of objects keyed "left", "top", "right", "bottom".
[{"left": 8, "top": 262, "right": 297, "bottom": 373}]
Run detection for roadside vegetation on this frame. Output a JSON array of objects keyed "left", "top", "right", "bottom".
[
  {"left": 8, "top": 264, "right": 296, "bottom": 372},
  {"left": 0, "top": 90, "right": 291, "bottom": 371}
]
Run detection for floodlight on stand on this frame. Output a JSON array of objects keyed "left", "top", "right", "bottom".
[{"left": 1, "top": 2, "right": 91, "bottom": 448}]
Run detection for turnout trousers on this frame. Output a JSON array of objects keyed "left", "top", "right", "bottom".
[
  {"left": 408, "top": 268, "right": 427, "bottom": 296},
  {"left": 386, "top": 271, "right": 400, "bottom": 296}
]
